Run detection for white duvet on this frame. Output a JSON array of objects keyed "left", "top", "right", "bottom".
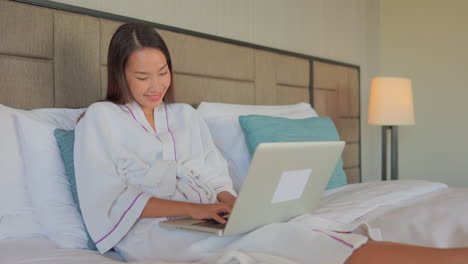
[
  {"left": 358, "top": 187, "right": 468, "bottom": 248},
  {"left": 2, "top": 180, "right": 467, "bottom": 264}
]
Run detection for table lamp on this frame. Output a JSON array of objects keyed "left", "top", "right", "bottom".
[{"left": 368, "top": 77, "right": 415, "bottom": 181}]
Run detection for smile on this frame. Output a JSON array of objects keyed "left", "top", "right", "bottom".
[{"left": 145, "top": 94, "right": 162, "bottom": 101}]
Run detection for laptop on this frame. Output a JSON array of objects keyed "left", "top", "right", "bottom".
[{"left": 159, "top": 141, "right": 345, "bottom": 236}]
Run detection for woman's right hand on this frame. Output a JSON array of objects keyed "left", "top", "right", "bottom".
[{"left": 188, "top": 203, "right": 232, "bottom": 224}]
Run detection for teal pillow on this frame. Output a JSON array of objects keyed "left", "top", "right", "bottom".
[
  {"left": 238, "top": 115, "right": 347, "bottom": 190},
  {"left": 54, "top": 129, "right": 97, "bottom": 250}
]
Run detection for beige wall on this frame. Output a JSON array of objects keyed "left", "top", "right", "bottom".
[
  {"left": 379, "top": 0, "right": 468, "bottom": 187},
  {"left": 49, "top": 0, "right": 381, "bottom": 183}
]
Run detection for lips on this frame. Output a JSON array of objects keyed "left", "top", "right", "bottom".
[{"left": 145, "top": 94, "right": 162, "bottom": 102}]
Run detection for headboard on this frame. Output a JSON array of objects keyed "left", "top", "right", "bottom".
[{"left": 0, "top": 0, "right": 361, "bottom": 183}]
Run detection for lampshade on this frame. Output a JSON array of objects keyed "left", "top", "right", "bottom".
[{"left": 368, "top": 77, "right": 415, "bottom": 125}]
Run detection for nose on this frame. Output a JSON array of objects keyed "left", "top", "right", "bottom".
[{"left": 148, "top": 77, "right": 166, "bottom": 94}]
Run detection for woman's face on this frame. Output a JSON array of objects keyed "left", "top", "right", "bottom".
[{"left": 125, "top": 47, "right": 171, "bottom": 114}]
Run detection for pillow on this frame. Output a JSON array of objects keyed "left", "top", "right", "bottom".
[
  {"left": 0, "top": 105, "right": 85, "bottom": 240},
  {"left": 197, "top": 102, "right": 318, "bottom": 192},
  {"left": 13, "top": 113, "right": 89, "bottom": 248},
  {"left": 31, "top": 108, "right": 85, "bottom": 130},
  {"left": 0, "top": 110, "right": 44, "bottom": 237},
  {"left": 197, "top": 102, "right": 316, "bottom": 119},
  {"left": 0, "top": 109, "right": 32, "bottom": 217},
  {"left": 0, "top": 109, "right": 43, "bottom": 239},
  {"left": 238, "top": 115, "right": 347, "bottom": 190},
  {"left": 54, "top": 129, "right": 97, "bottom": 250}
]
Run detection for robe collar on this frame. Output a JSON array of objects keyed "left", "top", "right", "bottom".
[
  {"left": 124, "top": 100, "right": 167, "bottom": 136},
  {"left": 123, "top": 100, "right": 176, "bottom": 161}
]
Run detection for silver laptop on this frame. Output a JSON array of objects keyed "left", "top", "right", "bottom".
[{"left": 159, "top": 141, "right": 345, "bottom": 236}]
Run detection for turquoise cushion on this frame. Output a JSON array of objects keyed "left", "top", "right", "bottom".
[
  {"left": 238, "top": 115, "right": 347, "bottom": 190},
  {"left": 54, "top": 129, "right": 97, "bottom": 250}
]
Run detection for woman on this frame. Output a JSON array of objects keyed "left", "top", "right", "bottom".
[{"left": 74, "top": 22, "right": 468, "bottom": 263}]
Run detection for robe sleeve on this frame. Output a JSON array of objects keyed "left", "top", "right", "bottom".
[
  {"left": 193, "top": 110, "right": 237, "bottom": 198},
  {"left": 74, "top": 103, "right": 152, "bottom": 253}
]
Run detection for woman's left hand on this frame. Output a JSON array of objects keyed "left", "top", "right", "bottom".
[{"left": 217, "top": 191, "right": 237, "bottom": 207}]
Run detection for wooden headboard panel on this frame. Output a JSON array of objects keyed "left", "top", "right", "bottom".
[
  {"left": 313, "top": 61, "right": 360, "bottom": 183},
  {"left": 0, "top": 0, "right": 360, "bottom": 183}
]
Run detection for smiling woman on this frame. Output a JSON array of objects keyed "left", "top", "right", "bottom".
[
  {"left": 107, "top": 23, "right": 174, "bottom": 132},
  {"left": 74, "top": 22, "right": 239, "bottom": 260},
  {"left": 124, "top": 47, "right": 171, "bottom": 131},
  {"left": 125, "top": 48, "right": 170, "bottom": 107},
  {"left": 76, "top": 22, "right": 176, "bottom": 125}
]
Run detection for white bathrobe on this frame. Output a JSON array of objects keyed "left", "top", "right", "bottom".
[{"left": 74, "top": 101, "right": 368, "bottom": 263}]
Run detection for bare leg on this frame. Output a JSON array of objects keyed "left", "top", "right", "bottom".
[{"left": 346, "top": 240, "right": 468, "bottom": 264}]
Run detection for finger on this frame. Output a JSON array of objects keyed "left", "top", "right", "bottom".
[
  {"left": 218, "top": 211, "right": 230, "bottom": 217},
  {"left": 212, "top": 214, "right": 226, "bottom": 224},
  {"left": 216, "top": 205, "right": 231, "bottom": 215}
]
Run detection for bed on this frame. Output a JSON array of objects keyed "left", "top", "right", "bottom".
[{"left": 1, "top": 0, "right": 468, "bottom": 263}]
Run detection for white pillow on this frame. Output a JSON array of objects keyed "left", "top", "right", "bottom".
[
  {"left": 0, "top": 104, "right": 85, "bottom": 241},
  {"left": 14, "top": 112, "right": 88, "bottom": 248},
  {"left": 196, "top": 102, "right": 318, "bottom": 192},
  {"left": 0, "top": 109, "right": 31, "bottom": 216},
  {"left": 31, "top": 108, "right": 85, "bottom": 130},
  {"left": 197, "top": 102, "right": 316, "bottom": 119},
  {"left": 0, "top": 106, "right": 44, "bottom": 239}
]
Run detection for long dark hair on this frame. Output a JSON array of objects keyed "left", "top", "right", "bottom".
[
  {"left": 106, "top": 22, "right": 174, "bottom": 104},
  {"left": 78, "top": 22, "right": 174, "bottom": 123}
]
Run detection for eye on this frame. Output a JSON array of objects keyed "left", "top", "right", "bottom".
[
  {"left": 137, "top": 77, "right": 148, "bottom": 81},
  {"left": 160, "top": 71, "right": 168, "bottom": 76}
]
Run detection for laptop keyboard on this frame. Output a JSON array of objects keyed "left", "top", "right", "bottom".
[{"left": 193, "top": 218, "right": 227, "bottom": 229}]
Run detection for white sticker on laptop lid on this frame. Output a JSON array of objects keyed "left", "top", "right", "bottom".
[{"left": 271, "top": 169, "right": 312, "bottom": 204}]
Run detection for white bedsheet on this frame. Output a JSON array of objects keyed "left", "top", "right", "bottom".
[
  {"left": 0, "top": 236, "right": 120, "bottom": 264},
  {"left": 0, "top": 236, "right": 303, "bottom": 264},
  {"left": 317, "top": 180, "right": 447, "bottom": 223},
  {"left": 1, "top": 180, "right": 466, "bottom": 264}
]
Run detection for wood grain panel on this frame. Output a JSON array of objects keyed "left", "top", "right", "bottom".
[
  {"left": 342, "top": 142, "right": 360, "bottom": 169},
  {"left": 0, "top": 55, "right": 53, "bottom": 109},
  {"left": 162, "top": 30, "right": 254, "bottom": 81},
  {"left": 276, "top": 85, "right": 310, "bottom": 105},
  {"left": 157, "top": 29, "right": 177, "bottom": 54},
  {"left": 314, "top": 60, "right": 360, "bottom": 181},
  {"left": 276, "top": 54, "right": 309, "bottom": 87},
  {"left": 54, "top": 10, "right": 100, "bottom": 108},
  {"left": 100, "top": 19, "right": 124, "bottom": 65},
  {"left": 345, "top": 167, "right": 360, "bottom": 184},
  {"left": 0, "top": 0, "right": 53, "bottom": 59},
  {"left": 313, "top": 89, "right": 338, "bottom": 119},
  {"left": 172, "top": 74, "right": 254, "bottom": 106},
  {"left": 338, "top": 67, "right": 360, "bottom": 117},
  {"left": 254, "top": 50, "right": 277, "bottom": 105},
  {"left": 335, "top": 118, "right": 360, "bottom": 142},
  {"left": 348, "top": 67, "right": 360, "bottom": 117},
  {"left": 313, "top": 61, "right": 347, "bottom": 90},
  {"left": 337, "top": 71, "right": 350, "bottom": 117}
]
